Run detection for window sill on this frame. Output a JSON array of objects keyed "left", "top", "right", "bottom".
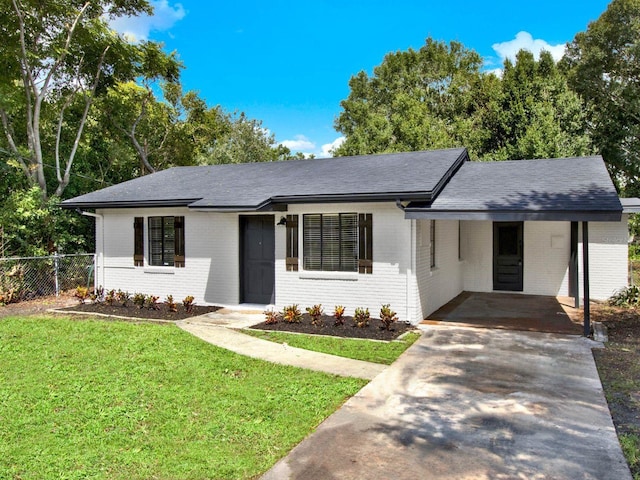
[
  {"left": 298, "top": 271, "right": 359, "bottom": 281},
  {"left": 143, "top": 267, "right": 176, "bottom": 274}
]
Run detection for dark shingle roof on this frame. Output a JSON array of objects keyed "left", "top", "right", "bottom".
[
  {"left": 62, "top": 148, "right": 468, "bottom": 209},
  {"left": 404, "top": 156, "right": 622, "bottom": 221},
  {"left": 62, "top": 149, "right": 623, "bottom": 221}
]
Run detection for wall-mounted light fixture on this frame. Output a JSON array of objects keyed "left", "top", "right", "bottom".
[{"left": 277, "top": 216, "right": 287, "bottom": 226}]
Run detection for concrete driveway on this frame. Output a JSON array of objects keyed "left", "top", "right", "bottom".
[{"left": 263, "top": 325, "right": 631, "bottom": 480}]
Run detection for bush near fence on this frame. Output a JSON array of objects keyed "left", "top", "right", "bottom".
[{"left": 0, "top": 254, "right": 95, "bottom": 304}]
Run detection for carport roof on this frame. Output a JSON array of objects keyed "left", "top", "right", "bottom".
[{"left": 404, "top": 156, "right": 623, "bottom": 222}]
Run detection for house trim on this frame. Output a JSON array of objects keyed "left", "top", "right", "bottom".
[{"left": 404, "top": 208, "right": 622, "bottom": 222}]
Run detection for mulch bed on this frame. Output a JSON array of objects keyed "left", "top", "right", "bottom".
[
  {"left": 251, "top": 313, "right": 414, "bottom": 341},
  {"left": 59, "top": 302, "right": 221, "bottom": 321}
]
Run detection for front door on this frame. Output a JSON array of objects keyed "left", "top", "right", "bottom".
[
  {"left": 240, "top": 215, "right": 275, "bottom": 304},
  {"left": 493, "top": 222, "right": 523, "bottom": 291}
]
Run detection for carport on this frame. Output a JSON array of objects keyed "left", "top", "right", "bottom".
[
  {"left": 403, "top": 158, "right": 625, "bottom": 336},
  {"left": 423, "top": 291, "right": 583, "bottom": 334}
]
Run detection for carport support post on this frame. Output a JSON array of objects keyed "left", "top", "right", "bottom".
[{"left": 582, "top": 222, "right": 590, "bottom": 337}]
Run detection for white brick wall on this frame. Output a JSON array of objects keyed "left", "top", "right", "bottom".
[
  {"left": 461, "top": 220, "right": 493, "bottom": 292},
  {"left": 578, "top": 218, "right": 629, "bottom": 301},
  {"left": 94, "top": 206, "right": 629, "bottom": 320},
  {"left": 275, "top": 203, "right": 417, "bottom": 322},
  {"left": 96, "top": 207, "right": 240, "bottom": 306},
  {"left": 460, "top": 219, "right": 627, "bottom": 300},
  {"left": 523, "top": 222, "right": 570, "bottom": 296},
  {"left": 416, "top": 219, "right": 464, "bottom": 317}
]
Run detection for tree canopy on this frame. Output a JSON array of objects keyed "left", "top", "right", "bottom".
[
  {"left": 334, "top": 38, "right": 592, "bottom": 162},
  {"left": 0, "top": 0, "right": 303, "bottom": 256},
  {"left": 562, "top": 0, "right": 640, "bottom": 195}
]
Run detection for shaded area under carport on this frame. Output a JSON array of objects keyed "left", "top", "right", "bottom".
[{"left": 423, "top": 291, "right": 583, "bottom": 335}]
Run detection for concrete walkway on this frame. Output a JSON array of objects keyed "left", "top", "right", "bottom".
[
  {"left": 263, "top": 324, "right": 631, "bottom": 480},
  {"left": 177, "top": 310, "right": 387, "bottom": 380}
]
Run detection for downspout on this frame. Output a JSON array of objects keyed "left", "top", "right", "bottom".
[
  {"left": 397, "top": 199, "right": 415, "bottom": 322},
  {"left": 407, "top": 219, "right": 415, "bottom": 322},
  {"left": 77, "top": 209, "right": 104, "bottom": 290}
]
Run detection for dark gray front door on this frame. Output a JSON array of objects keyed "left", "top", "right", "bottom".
[
  {"left": 240, "top": 215, "right": 275, "bottom": 304},
  {"left": 493, "top": 222, "right": 523, "bottom": 292}
]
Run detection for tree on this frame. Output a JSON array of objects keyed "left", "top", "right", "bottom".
[
  {"left": 101, "top": 41, "right": 181, "bottom": 175},
  {"left": 489, "top": 50, "right": 592, "bottom": 160},
  {"left": 0, "top": 186, "right": 91, "bottom": 256},
  {"left": 204, "top": 112, "right": 290, "bottom": 164},
  {"left": 334, "top": 38, "right": 491, "bottom": 157},
  {"left": 0, "top": 0, "right": 163, "bottom": 199},
  {"left": 335, "top": 37, "right": 591, "bottom": 162},
  {"left": 562, "top": 0, "right": 640, "bottom": 194}
]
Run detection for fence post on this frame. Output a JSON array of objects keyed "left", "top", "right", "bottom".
[{"left": 54, "top": 252, "right": 60, "bottom": 296}]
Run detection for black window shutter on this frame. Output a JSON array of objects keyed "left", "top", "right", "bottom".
[
  {"left": 134, "top": 217, "right": 144, "bottom": 266},
  {"left": 174, "top": 216, "right": 185, "bottom": 268},
  {"left": 358, "top": 213, "right": 373, "bottom": 274},
  {"left": 286, "top": 214, "right": 299, "bottom": 271}
]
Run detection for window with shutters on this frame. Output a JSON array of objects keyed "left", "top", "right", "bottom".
[
  {"left": 147, "top": 216, "right": 185, "bottom": 267},
  {"left": 302, "top": 213, "right": 372, "bottom": 273}
]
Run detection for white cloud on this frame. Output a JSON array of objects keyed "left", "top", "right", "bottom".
[
  {"left": 492, "top": 31, "right": 566, "bottom": 63},
  {"left": 320, "top": 137, "right": 345, "bottom": 158},
  {"left": 485, "top": 67, "right": 504, "bottom": 78},
  {"left": 279, "top": 135, "right": 344, "bottom": 158},
  {"left": 109, "top": 0, "right": 186, "bottom": 42},
  {"left": 281, "top": 135, "right": 316, "bottom": 152}
]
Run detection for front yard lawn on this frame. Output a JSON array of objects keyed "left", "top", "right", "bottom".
[
  {"left": 244, "top": 329, "right": 421, "bottom": 365},
  {"left": 0, "top": 316, "right": 366, "bottom": 480}
]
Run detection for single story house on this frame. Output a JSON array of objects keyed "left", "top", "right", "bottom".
[{"left": 62, "top": 148, "right": 632, "bottom": 330}]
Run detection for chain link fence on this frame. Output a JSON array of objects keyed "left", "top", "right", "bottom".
[{"left": 0, "top": 254, "right": 95, "bottom": 303}]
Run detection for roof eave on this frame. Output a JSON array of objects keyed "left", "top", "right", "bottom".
[
  {"left": 270, "top": 191, "right": 435, "bottom": 205},
  {"left": 404, "top": 209, "right": 623, "bottom": 222},
  {"left": 60, "top": 199, "right": 199, "bottom": 209}
]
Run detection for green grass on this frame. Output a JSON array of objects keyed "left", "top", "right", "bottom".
[
  {"left": 0, "top": 317, "right": 366, "bottom": 479},
  {"left": 621, "top": 434, "right": 640, "bottom": 480},
  {"left": 243, "top": 330, "right": 421, "bottom": 365}
]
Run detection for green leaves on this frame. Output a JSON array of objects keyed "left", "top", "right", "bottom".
[
  {"left": 335, "top": 36, "right": 592, "bottom": 163},
  {"left": 335, "top": 38, "right": 485, "bottom": 156},
  {"left": 563, "top": 0, "right": 640, "bottom": 195}
]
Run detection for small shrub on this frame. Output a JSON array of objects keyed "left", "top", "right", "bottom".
[
  {"left": 74, "top": 286, "right": 90, "bottom": 304},
  {"left": 380, "top": 304, "right": 398, "bottom": 330},
  {"left": 0, "top": 287, "right": 18, "bottom": 306},
  {"left": 264, "top": 309, "right": 280, "bottom": 324},
  {"left": 609, "top": 285, "right": 640, "bottom": 306},
  {"left": 105, "top": 289, "right": 116, "bottom": 306},
  {"left": 182, "top": 295, "right": 195, "bottom": 313},
  {"left": 116, "top": 289, "right": 130, "bottom": 307},
  {"left": 145, "top": 295, "right": 160, "bottom": 310},
  {"left": 133, "top": 292, "right": 146, "bottom": 309},
  {"left": 353, "top": 307, "right": 370, "bottom": 328},
  {"left": 90, "top": 286, "right": 105, "bottom": 304},
  {"left": 166, "top": 295, "right": 178, "bottom": 312},
  {"left": 306, "top": 304, "right": 324, "bottom": 326},
  {"left": 283, "top": 304, "right": 302, "bottom": 323},
  {"left": 333, "top": 305, "right": 345, "bottom": 325}
]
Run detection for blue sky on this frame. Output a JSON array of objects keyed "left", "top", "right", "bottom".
[{"left": 111, "top": 0, "right": 611, "bottom": 157}]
